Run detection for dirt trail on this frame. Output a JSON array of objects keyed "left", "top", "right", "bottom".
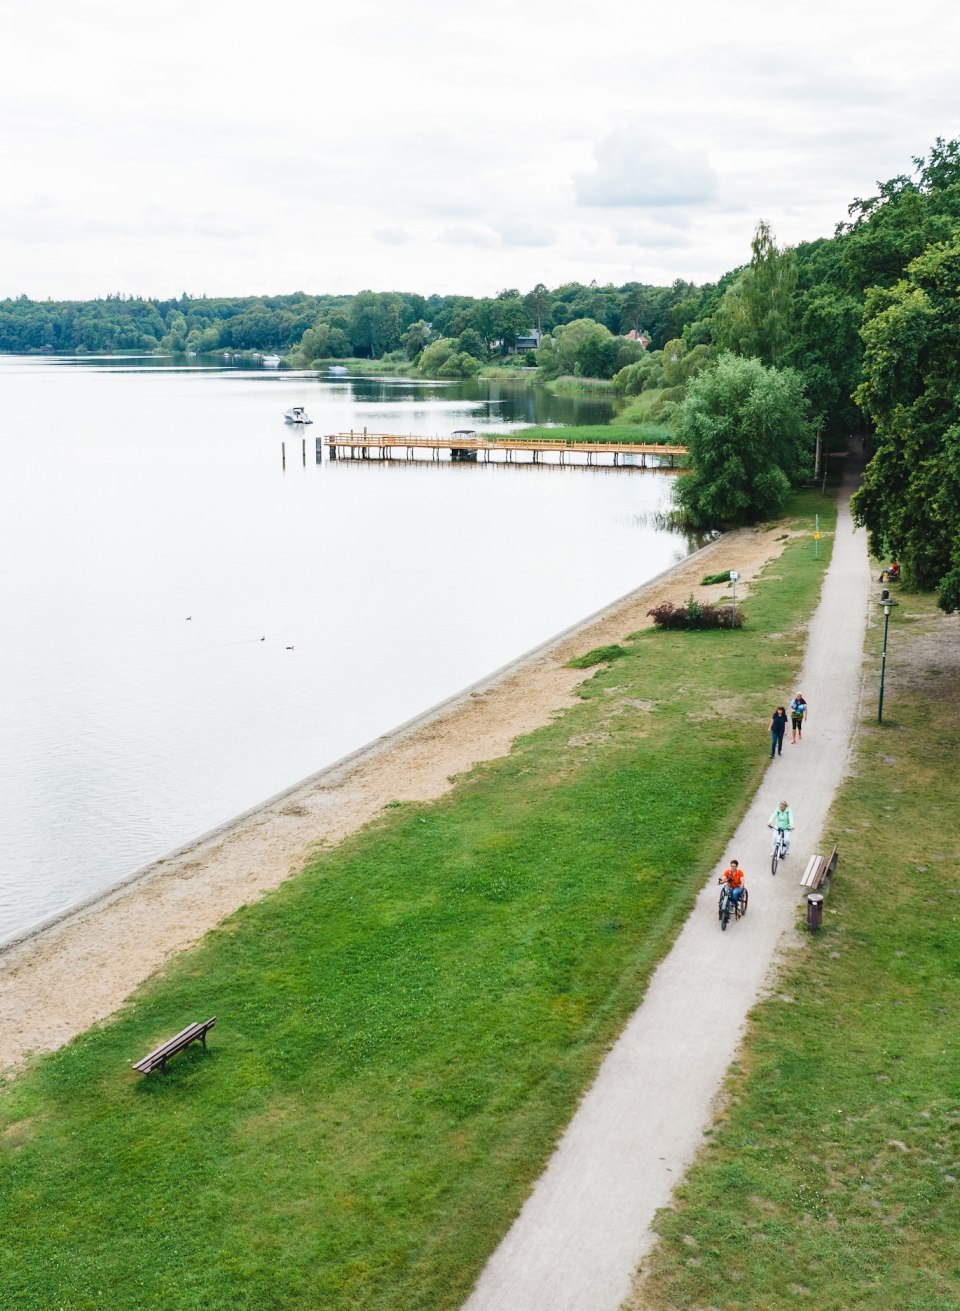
[
  {"left": 463, "top": 470, "right": 869, "bottom": 1311},
  {"left": 0, "top": 526, "right": 782, "bottom": 1075}
]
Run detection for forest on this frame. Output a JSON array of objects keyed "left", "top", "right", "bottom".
[{"left": 3, "top": 139, "right": 960, "bottom": 606}]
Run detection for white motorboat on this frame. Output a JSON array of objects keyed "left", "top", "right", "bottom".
[
  {"left": 283, "top": 406, "right": 313, "bottom": 425},
  {"left": 327, "top": 365, "right": 349, "bottom": 376},
  {"left": 261, "top": 353, "right": 281, "bottom": 367}
]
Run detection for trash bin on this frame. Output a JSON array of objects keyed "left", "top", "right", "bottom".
[{"left": 806, "top": 893, "right": 824, "bottom": 932}]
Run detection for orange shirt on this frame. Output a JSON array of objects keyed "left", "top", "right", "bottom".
[{"left": 722, "top": 866, "right": 745, "bottom": 888}]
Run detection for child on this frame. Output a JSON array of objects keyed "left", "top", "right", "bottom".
[{"left": 790, "top": 694, "right": 808, "bottom": 743}]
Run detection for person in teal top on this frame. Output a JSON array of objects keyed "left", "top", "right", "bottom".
[
  {"left": 790, "top": 694, "right": 808, "bottom": 743},
  {"left": 768, "top": 800, "right": 794, "bottom": 855}
]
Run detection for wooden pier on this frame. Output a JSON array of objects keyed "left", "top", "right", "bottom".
[{"left": 321, "top": 431, "right": 688, "bottom": 468}]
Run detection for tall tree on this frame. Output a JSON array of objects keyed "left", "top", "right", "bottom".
[
  {"left": 713, "top": 221, "right": 797, "bottom": 366},
  {"left": 674, "top": 352, "right": 813, "bottom": 527},
  {"left": 524, "top": 283, "right": 550, "bottom": 336},
  {"left": 852, "top": 240, "right": 960, "bottom": 610}
]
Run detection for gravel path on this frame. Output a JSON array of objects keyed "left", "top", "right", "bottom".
[{"left": 463, "top": 472, "right": 870, "bottom": 1311}]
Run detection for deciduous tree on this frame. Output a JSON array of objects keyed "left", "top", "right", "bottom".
[
  {"left": 674, "top": 352, "right": 813, "bottom": 527},
  {"left": 851, "top": 240, "right": 960, "bottom": 610}
]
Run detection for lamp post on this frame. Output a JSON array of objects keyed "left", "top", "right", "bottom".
[
  {"left": 730, "top": 570, "right": 739, "bottom": 628},
  {"left": 877, "top": 589, "right": 898, "bottom": 724}
]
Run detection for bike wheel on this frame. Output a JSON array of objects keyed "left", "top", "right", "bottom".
[
  {"left": 771, "top": 846, "right": 779, "bottom": 876},
  {"left": 720, "top": 891, "right": 731, "bottom": 930},
  {"left": 738, "top": 889, "right": 749, "bottom": 918}
]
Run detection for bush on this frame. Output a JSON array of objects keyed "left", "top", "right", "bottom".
[
  {"left": 437, "top": 351, "right": 484, "bottom": 379},
  {"left": 700, "top": 570, "right": 732, "bottom": 585},
  {"left": 647, "top": 596, "right": 745, "bottom": 630}
]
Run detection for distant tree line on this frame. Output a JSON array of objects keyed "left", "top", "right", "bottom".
[
  {"left": 0, "top": 280, "right": 727, "bottom": 370},
  {"left": 4, "top": 139, "right": 960, "bottom": 604}
]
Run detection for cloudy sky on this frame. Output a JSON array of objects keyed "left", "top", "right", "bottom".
[{"left": 3, "top": 0, "right": 959, "bottom": 301}]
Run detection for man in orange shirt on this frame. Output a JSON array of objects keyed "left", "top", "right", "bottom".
[{"left": 720, "top": 859, "right": 746, "bottom": 908}]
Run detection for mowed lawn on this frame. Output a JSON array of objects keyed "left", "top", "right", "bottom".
[
  {"left": 637, "top": 589, "right": 960, "bottom": 1311},
  {"left": 0, "top": 496, "right": 834, "bottom": 1311}
]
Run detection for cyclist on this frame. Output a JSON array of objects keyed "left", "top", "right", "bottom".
[
  {"left": 719, "top": 859, "right": 746, "bottom": 908},
  {"left": 768, "top": 800, "right": 794, "bottom": 857}
]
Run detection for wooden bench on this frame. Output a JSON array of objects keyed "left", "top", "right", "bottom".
[
  {"left": 133, "top": 1017, "right": 216, "bottom": 1075},
  {"left": 801, "top": 844, "right": 839, "bottom": 891}
]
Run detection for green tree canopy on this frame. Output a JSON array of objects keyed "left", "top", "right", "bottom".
[
  {"left": 536, "top": 318, "right": 614, "bottom": 378},
  {"left": 851, "top": 240, "right": 960, "bottom": 610},
  {"left": 400, "top": 319, "right": 434, "bottom": 360},
  {"left": 674, "top": 352, "right": 814, "bottom": 527},
  {"left": 713, "top": 221, "right": 797, "bottom": 367}
]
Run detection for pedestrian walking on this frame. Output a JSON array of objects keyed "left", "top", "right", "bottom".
[
  {"left": 769, "top": 705, "right": 788, "bottom": 757},
  {"left": 790, "top": 694, "right": 808, "bottom": 743}
]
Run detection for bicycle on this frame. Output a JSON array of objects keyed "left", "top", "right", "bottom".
[
  {"left": 770, "top": 826, "right": 791, "bottom": 876},
  {"left": 718, "top": 882, "right": 748, "bottom": 930}
]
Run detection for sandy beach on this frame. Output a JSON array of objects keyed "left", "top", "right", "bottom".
[{"left": 0, "top": 524, "right": 790, "bottom": 1076}]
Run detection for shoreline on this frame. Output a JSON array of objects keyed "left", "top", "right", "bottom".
[
  {"left": 0, "top": 535, "right": 719, "bottom": 957},
  {"left": 0, "top": 524, "right": 790, "bottom": 1075}
]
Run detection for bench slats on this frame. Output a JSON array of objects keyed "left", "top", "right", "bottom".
[
  {"left": 800, "top": 844, "right": 839, "bottom": 890},
  {"left": 133, "top": 1017, "right": 216, "bottom": 1074},
  {"left": 801, "top": 854, "right": 825, "bottom": 888}
]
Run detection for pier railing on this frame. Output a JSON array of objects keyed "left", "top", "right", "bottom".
[{"left": 322, "top": 432, "right": 688, "bottom": 467}]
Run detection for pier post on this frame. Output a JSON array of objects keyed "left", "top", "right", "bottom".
[{"left": 281, "top": 441, "right": 286, "bottom": 469}]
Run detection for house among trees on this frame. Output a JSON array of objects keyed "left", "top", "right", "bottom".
[
  {"left": 623, "top": 329, "right": 650, "bottom": 348},
  {"left": 510, "top": 329, "right": 542, "bottom": 353}
]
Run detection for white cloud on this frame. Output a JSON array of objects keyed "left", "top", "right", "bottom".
[
  {"left": 3, "top": 1, "right": 960, "bottom": 297},
  {"left": 439, "top": 226, "right": 499, "bottom": 248},
  {"left": 611, "top": 224, "right": 691, "bottom": 250},
  {"left": 495, "top": 220, "right": 557, "bottom": 248},
  {"left": 375, "top": 228, "right": 412, "bottom": 245},
  {"left": 575, "top": 130, "right": 718, "bottom": 209}
]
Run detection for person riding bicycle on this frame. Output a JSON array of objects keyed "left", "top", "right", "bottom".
[
  {"left": 768, "top": 800, "right": 794, "bottom": 857},
  {"left": 719, "top": 859, "right": 746, "bottom": 907}
]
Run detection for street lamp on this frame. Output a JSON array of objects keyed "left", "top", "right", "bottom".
[
  {"left": 730, "top": 570, "right": 740, "bottom": 628},
  {"left": 877, "top": 588, "right": 898, "bottom": 724}
]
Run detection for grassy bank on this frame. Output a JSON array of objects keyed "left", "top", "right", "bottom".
[
  {"left": 0, "top": 496, "right": 835, "bottom": 1311},
  {"left": 636, "top": 590, "right": 960, "bottom": 1310},
  {"left": 545, "top": 374, "right": 615, "bottom": 393},
  {"left": 301, "top": 357, "right": 413, "bottom": 375}
]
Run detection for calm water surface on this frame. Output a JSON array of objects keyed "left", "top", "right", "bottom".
[{"left": 0, "top": 357, "right": 692, "bottom": 943}]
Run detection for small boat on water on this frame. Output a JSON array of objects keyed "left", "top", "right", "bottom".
[
  {"left": 283, "top": 406, "right": 313, "bottom": 425},
  {"left": 328, "top": 365, "right": 349, "bottom": 376},
  {"left": 260, "top": 354, "right": 281, "bottom": 368}
]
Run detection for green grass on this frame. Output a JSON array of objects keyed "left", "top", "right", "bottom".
[
  {"left": 307, "top": 357, "right": 412, "bottom": 374},
  {"left": 477, "top": 363, "right": 539, "bottom": 379},
  {"left": 637, "top": 589, "right": 960, "bottom": 1311},
  {"left": 545, "top": 375, "right": 615, "bottom": 393},
  {"left": 0, "top": 495, "right": 835, "bottom": 1311},
  {"left": 566, "top": 644, "right": 630, "bottom": 669},
  {"left": 616, "top": 391, "right": 676, "bottom": 430}
]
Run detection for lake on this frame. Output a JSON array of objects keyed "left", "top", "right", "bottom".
[{"left": 0, "top": 357, "right": 692, "bottom": 944}]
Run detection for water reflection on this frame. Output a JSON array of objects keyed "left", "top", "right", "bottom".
[{"left": 0, "top": 356, "right": 685, "bottom": 944}]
